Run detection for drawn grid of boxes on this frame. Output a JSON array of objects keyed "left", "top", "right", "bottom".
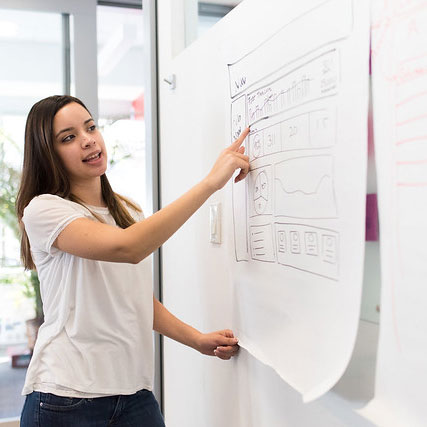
[{"left": 230, "top": 49, "right": 341, "bottom": 280}]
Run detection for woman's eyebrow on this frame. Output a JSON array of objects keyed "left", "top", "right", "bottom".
[{"left": 55, "top": 118, "right": 94, "bottom": 138}]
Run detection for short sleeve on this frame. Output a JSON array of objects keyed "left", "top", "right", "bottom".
[{"left": 22, "top": 194, "right": 86, "bottom": 255}]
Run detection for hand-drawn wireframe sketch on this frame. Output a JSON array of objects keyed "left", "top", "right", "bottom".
[
  {"left": 274, "top": 155, "right": 337, "bottom": 219},
  {"left": 230, "top": 7, "right": 342, "bottom": 279}
]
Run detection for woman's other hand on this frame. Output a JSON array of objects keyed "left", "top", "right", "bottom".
[
  {"left": 196, "top": 329, "right": 240, "bottom": 360},
  {"left": 204, "top": 127, "right": 250, "bottom": 192}
]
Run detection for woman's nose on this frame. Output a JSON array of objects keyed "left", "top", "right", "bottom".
[{"left": 82, "top": 136, "right": 95, "bottom": 147}]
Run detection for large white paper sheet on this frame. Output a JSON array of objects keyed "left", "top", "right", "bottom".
[
  {"left": 228, "top": 0, "right": 370, "bottom": 401},
  {"left": 365, "top": 1, "right": 427, "bottom": 424}
]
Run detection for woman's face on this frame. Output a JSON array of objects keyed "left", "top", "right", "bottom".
[{"left": 53, "top": 102, "right": 108, "bottom": 184}]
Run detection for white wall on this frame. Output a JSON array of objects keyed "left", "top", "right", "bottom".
[{"left": 158, "top": 1, "right": 380, "bottom": 425}]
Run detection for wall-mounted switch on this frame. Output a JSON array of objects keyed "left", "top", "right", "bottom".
[{"left": 210, "top": 203, "right": 221, "bottom": 244}]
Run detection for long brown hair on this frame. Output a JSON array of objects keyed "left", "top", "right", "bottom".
[{"left": 16, "top": 95, "right": 141, "bottom": 270}]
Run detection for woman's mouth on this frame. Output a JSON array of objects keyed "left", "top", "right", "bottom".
[{"left": 83, "top": 152, "right": 101, "bottom": 163}]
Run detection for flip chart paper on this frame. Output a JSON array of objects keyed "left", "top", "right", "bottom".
[
  {"left": 364, "top": 0, "right": 427, "bottom": 424},
  {"left": 227, "top": 0, "right": 370, "bottom": 401}
]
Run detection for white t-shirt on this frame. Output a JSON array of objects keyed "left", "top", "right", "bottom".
[{"left": 21, "top": 194, "right": 154, "bottom": 398}]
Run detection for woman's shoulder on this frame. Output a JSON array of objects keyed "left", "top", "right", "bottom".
[
  {"left": 24, "top": 194, "right": 87, "bottom": 218},
  {"left": 29, "top": 194, "right": 66, "bottom": 203},
  {"left": 26, "top": 194, "right": 76, "bottom": 207}
]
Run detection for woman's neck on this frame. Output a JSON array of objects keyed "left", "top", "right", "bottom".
[{"left": 70, "top": 178, "right": 106, "bottom": 207}]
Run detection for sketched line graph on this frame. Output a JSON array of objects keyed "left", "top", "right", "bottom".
[
  {"left": 274, "top": 155, "right": 338, "bottom": 219},
  {"left": 275, "top": 173, "right": 332, "bottom": 196}
]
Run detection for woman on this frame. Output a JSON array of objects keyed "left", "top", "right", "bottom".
[{"left": 17, "top": 95, "right": 250, "bottom": 426}]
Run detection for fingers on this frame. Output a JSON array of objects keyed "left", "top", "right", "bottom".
[
  {"left": 231, "top": 153, "right": 250, "bottom": 183},
  {"left": 225, "top": 336, "right": 239, "bottom": 346},
  {"left": 206, "top": 134, "right": 249, "bottom": 191},
  {"left": 204, "top": 330, "right": 240, "bottom": 360},
  {"left": 234, "top": 169, "right": 249, "bottom": 183},
  {"left": 235, "top": 157, "right": 249, "bottom": 179},
  {"left": 214, "top": 345, "right": 240, "bottom": 360},
  {"left": 234, "top": 158, "right": 250, "bottom": 183},
  {"left": 234, "top": 151, "right": 249, "bottom": 162},
  {"left": 230, "top": 149, "right": 249, "bottom": 183},
  {"left": 216, "top": 330, "right": 239, "bottom": 346},
  {"left": 230, "top": 127, "right": 250, "bottom": 151},
  {"left": 221, "top": 329, "right": 235, "bottom": 338}
]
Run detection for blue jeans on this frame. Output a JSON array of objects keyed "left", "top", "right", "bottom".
[{"left": 20, "top": 389, "right": 165, "bottom": 427}]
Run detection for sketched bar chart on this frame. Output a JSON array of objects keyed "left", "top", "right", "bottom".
[
  {"left": 275, "top": 223, "right": 339, "bottom": 280},
  {"left": 274, "top": 155, "right": 337, "bottom": 219},
  {"left": 247, "top": 50, "right": 339, "bottom": 125}
]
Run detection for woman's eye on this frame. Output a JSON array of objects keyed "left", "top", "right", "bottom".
[
  {"left": 88, "top": 125, "right": 96, "bottom": 132},
  {"left": 62, "top": 134, "right": 74, "bottom": 143}
]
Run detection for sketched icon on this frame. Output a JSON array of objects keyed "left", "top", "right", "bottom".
[
  {"left": 253, "top": 133, "right": 262, "bottom": 158},
  {"left": 254, "top": 171, "right": 269, "bottom": 214}
]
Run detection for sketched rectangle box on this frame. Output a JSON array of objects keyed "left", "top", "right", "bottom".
[{"left": 274, "top": 223, "right": 339, "bottom": 280}]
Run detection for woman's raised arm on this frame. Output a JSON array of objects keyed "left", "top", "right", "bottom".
[{"left": 54, "top": 128, "right": 250, "bottom": 263}]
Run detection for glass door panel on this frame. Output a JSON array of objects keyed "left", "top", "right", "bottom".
[{"left": 0, "top": 8, "right": 69, "bottom": 420}]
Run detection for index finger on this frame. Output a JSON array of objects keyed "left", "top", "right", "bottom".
[{"left": 230, "top": 127, "right": 250, "bottom": 151}]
